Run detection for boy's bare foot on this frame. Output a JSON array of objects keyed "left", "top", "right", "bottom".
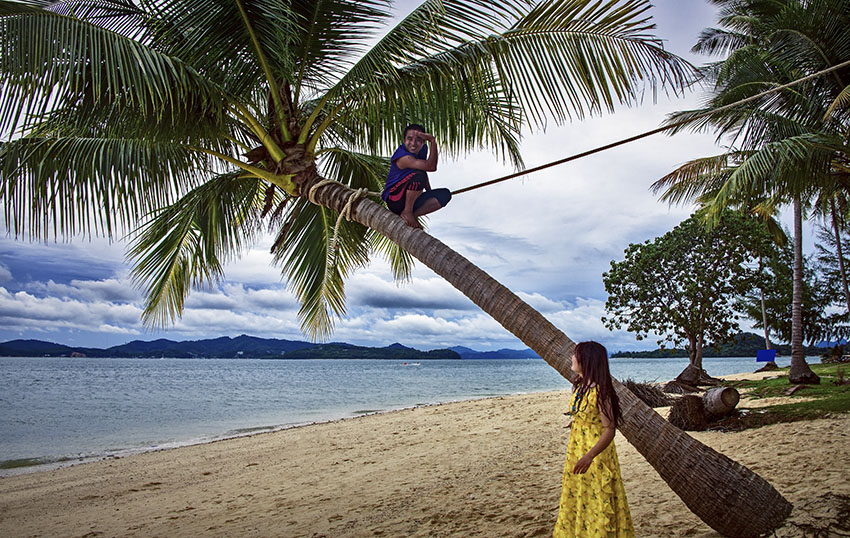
[{"left": 401, "top": 211, "right": 421, "bottom": 228}]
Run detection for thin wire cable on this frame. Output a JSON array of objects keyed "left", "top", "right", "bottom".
[{"left": 452, "top": 58, "right": 850, "bottom": 196}]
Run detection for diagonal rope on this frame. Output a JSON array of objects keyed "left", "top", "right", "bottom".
[{"left": 452, "top": 58, "right": 850, "bottom": 196}]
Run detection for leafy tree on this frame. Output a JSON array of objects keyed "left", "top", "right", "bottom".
[
  {"left": 603, "top": 211, "right": 771, "bottom": 385},
  {"left": 0, "top": 1, "right": 792, "bottom": 533}
]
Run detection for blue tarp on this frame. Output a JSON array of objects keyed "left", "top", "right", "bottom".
[{"left": 756, "top": 349, "right": 777, "bottom": 362}]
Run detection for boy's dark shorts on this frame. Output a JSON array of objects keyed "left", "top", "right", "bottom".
[{"left": 385, "top": 171, "right": 451, "bottom": 215}]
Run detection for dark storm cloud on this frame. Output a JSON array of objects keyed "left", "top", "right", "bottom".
[{"left": 0, "top": 238, "right": 127, "bottom": 291}]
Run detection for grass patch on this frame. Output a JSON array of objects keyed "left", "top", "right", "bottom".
[{"left": 714, "top": 362, "right": 850, "bottom": 430}]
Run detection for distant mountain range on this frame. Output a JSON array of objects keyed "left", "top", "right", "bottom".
[
  {"left": 609, "top": 332, "right": 826, "bottom": 358},
  {"left": 0, "top": 335, "right": 542, "bottom": 360}
]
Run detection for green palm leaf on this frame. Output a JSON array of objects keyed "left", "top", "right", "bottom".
[
  {"left": 128, "top": 173, "right": 265, "bottom": 328},
  {"left": 271, "top": 196, "right": 370, "bottom": 341},
  {"left": 0, "top": 136, "right": 211, "bottom": 239},
  {"left": 369, "top": 229, "right": 414, "bottom": 282},
  {"left": 651, "top": 153, "right": 736, "bottom": 206},
  {"left": 0, "top": 1, "right": 227, "bottom": 136},
  {"left": 331, "top": 0, "right": 695, "bottom": 153}
]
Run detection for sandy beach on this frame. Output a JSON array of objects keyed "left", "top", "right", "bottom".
[{"left": 1, "top": 373, "right": 848, "bottom": 537}]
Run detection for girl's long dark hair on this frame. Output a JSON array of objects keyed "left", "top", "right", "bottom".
[{"left": 573, "top": 341, "right": 621, "bottom": 427}]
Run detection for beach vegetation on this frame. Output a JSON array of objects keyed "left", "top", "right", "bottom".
[
  {"left": 650, "top": 0, "right": 850, "bottom": 385},
  {"left": 720, "top": 363, "right": 850, "bottom": 429},
  {"left": 602, "top": 210, "right": 772, "bottom": 385}
]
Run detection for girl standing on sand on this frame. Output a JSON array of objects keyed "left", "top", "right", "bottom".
[{"left": 553, "top": 341, "right": 634, "bottom": 537}]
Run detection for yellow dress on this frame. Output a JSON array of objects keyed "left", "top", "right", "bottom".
[{"left": 553, "top": 386, "right": 635, "bottom": 538}]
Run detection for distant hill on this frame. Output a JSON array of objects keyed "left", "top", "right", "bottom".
[
  {"left": 0, "top": 339, "right": 81, "bottom": 356},
  {"left": 611, "top": 332, "right": 824, "bottom": 358},
  {"left": 450, "top": 346, "right": 541, "bottom": 359},
  {"left": 283, "top": 342, "right": 460, "bottom": 360},
  {"left": 0, "top": 336, "right": 463, "bottom": 360}
]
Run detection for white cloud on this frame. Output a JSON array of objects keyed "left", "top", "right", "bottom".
[
  {"left": 347, "top": 272, "right": 475, "bottom": 311},
  {"left": 0, "top": 287, "right": 145, "bottom": 331},
  {"left": 28, "top": 278, "right": 140, "bottom": 302}
]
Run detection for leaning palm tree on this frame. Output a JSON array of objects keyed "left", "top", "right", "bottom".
[
  {"left": 654, "top": 0, "right": 850, "bottom": 384},
  {"left": 0, "top": 0, "right": 790, "bottom": 535}
]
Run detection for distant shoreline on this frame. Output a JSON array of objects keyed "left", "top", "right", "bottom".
[{"left": 2, "top": 331, "right": 833, "bottom": 360}]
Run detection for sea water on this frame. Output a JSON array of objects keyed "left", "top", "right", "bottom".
[{"left": 0, "top": 355, "right": 791, "bottom": 474}]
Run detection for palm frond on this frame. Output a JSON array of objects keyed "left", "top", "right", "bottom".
[
  {"left": 488, "top": 0, "right": 692, "bottom": 123},
  {"left": 330, "top": 0, "right": 530, "bottom": 102},
  {"left": 824, "top": 83, "right": 850, "bottom": 121},
  {"left": 326, "top": 0, "right": 693, "bottom": 162},
  {"left": 691, "top": 26, "right": 748, "bottom": 57},
  {"left": 318, "top": 147, "right": 389, "bottom": 192},
  {"left": 712, "top": 133, "right": 833, "bottom": 210},
  {"left": 650, "top": 154, "right": 736, "bottom": 206},
  {"left": 0, "top": 136, "right": 210, "bottom": 239},
  {"left": 369, "top": 229, "right": 414, "bottom": 282},
  {"left": 271, "top": 196, "right": 371, "bottom": 340},
  {"left": 0, "top": 3, "right": 227, "bottom": 136},
  {"left": 47, "top": 0, "right": 149, "bottom": 39},
  {"left": 127, "top": 173, "right": 265, "bottom": 328},
  {"left": 288, "top": 0, "right": 392, "bottom": 103},
  {"left": 128, "top": 0, "right": 282, "bottom": 99}
]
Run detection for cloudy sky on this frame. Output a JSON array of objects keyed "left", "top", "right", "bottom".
[{"left": 0, "top": 1, "right": 819, "bottom": 352}]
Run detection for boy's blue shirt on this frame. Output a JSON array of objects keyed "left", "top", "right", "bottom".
[{"left": 383, "top": 144, "right": 428, "bottom": 201}]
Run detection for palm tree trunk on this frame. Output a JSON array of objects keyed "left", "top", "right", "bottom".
[
  {"left": 830, "top": 199, "right": 850, "bottom": 314},
  {"left": 308, "top": 181, "right": 792, "bottom": 537},
  {"left": 756, "top": 256, "right": 779, "bottom": 371},
  {"left": 761, "top": 290, "right": 773, "bottom": 349},
  {"left": 789, "top": 198, "right": 819, "bottom": 384}
]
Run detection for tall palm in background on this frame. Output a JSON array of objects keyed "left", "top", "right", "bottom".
[
  {"left": 653, "top": 0, "right": 850, "bottom": 384},
  {"left": 0, "top": 0, "right": 791, "bottom": 535},
  {"left": 813, "top": 182, "right": 850, "bottom": 319}
]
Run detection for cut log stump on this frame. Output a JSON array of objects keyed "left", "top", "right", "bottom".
[{"left": 703, "top": 386, "right": 740, "bottom": 416}]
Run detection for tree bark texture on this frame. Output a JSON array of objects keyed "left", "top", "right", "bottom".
[
  {"left": 790, "top": 198, "right": 819, "bottom": 384},
  {"left": 307, "top": 181, "right": 792, "bottom": 537}
]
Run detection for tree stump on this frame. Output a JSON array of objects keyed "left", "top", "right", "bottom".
[{"left": 703, "top": 386, "right": 740, "bottom": 417}]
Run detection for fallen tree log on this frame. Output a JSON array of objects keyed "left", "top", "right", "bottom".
[{"left": 703, "top": 386, "right": 740, "bottom": 416}]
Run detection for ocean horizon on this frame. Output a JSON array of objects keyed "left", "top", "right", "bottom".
[{"left": 0, "top": 355, "right": 794, "bottom": 475}]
